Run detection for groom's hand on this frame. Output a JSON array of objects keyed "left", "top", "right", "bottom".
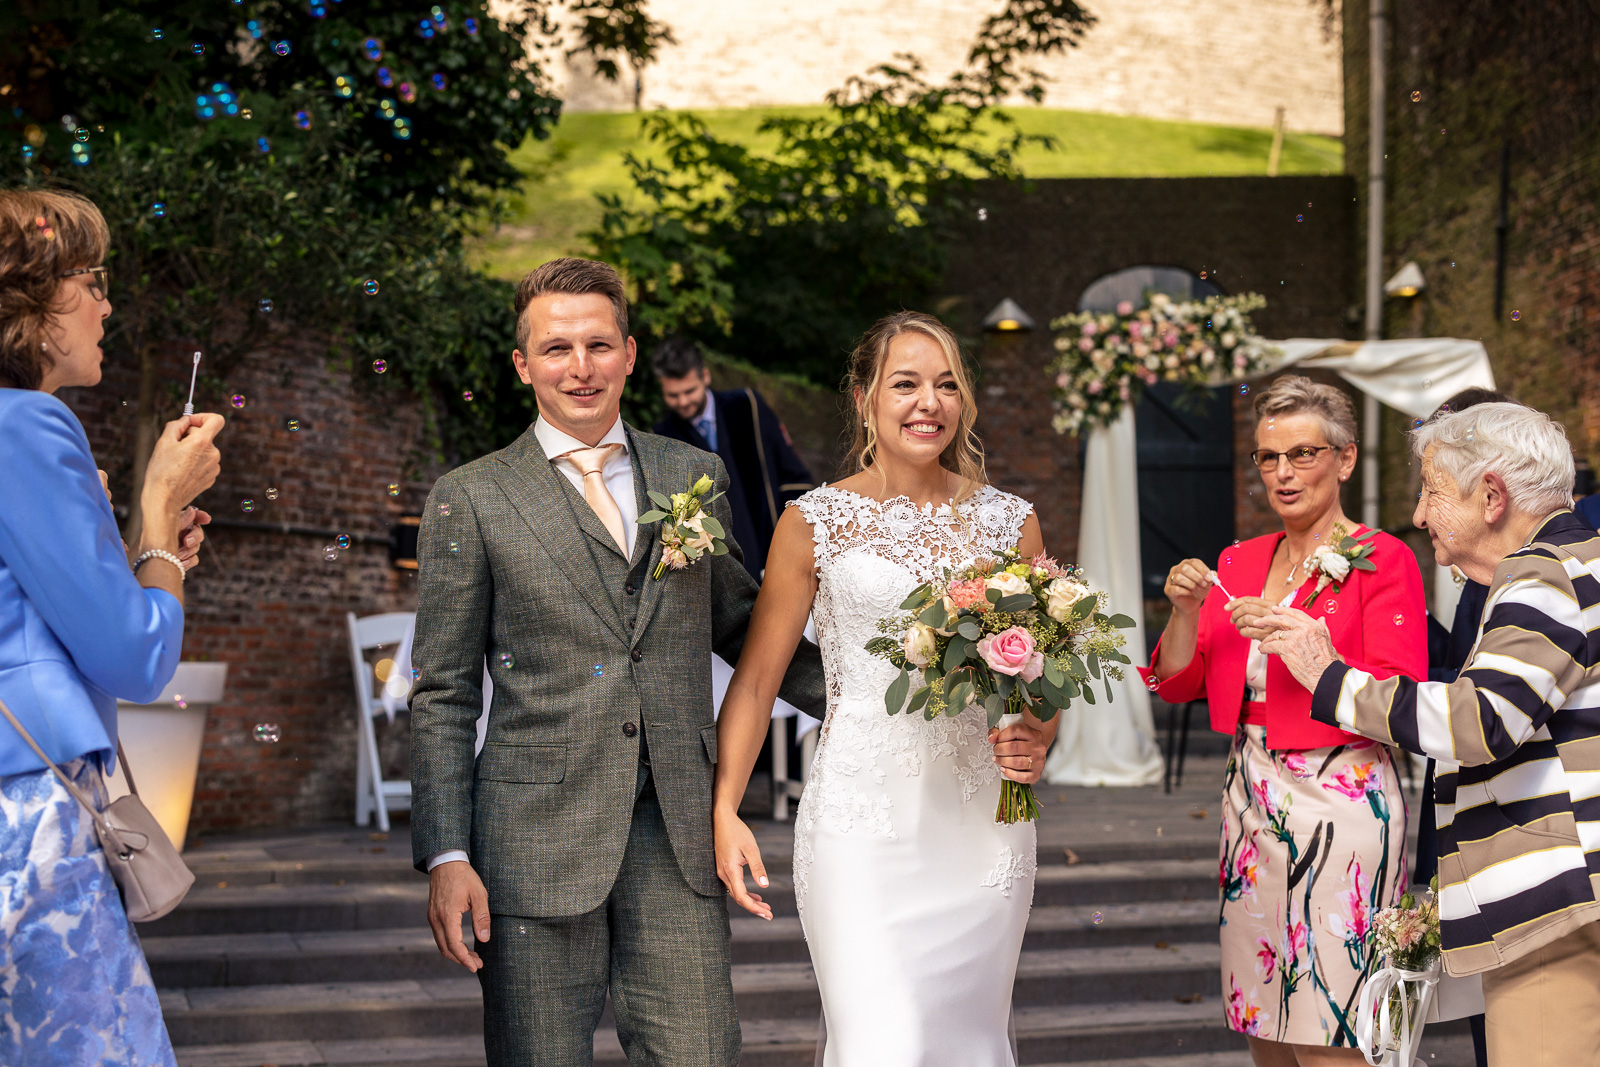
[
  {"left": 428, "top": 860, "right": 491, "bottom": 972},
  {"left": 714, "top": 807, "right": 773, "bottom": 920}
]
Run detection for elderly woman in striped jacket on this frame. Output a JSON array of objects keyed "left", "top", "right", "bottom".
[{"left": 1259, "top": 402, "right": 1600, "bottom": 1067}]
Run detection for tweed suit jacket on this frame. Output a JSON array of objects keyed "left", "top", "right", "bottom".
[{"left": 409, "top": 422, "right": 825, "bottom": 917}]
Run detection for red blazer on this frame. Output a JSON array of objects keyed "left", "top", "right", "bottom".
[{"left": 1139, "top": 527, "right": 1427, "bottom": 750}]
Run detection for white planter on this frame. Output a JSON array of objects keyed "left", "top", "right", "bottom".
[{"left": 110, "top": 662, "right": 228, "bottom": 852}]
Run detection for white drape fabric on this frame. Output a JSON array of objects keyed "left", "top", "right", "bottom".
[
  {"left": 1048, "top": 338, "right": 1494, "bottom": 787},
  {"left": 1045, "top": 405, "right": 1164, "bottom": 786}
]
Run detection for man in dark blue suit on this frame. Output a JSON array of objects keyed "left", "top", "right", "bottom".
[{"left": 650, "top": 337, "right": 814, "bottom": 578}]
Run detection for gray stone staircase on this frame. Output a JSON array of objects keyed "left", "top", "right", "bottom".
[{"left": 154, "top": 762, "right": 1476, "bottom": 1067}]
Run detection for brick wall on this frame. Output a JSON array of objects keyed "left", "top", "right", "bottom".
[
  {"left": 944, "top": 175, "right": 1358, "bottom": 562},
  {"left": 557, "top": 0, "right": 1345, "bottom": 135}
]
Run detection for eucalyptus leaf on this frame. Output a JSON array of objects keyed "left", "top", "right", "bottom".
[
  {"left": 994, "top": 593, "right": 1035, "bottom": 614},
  {"left": 1067, "top": 653, "right": 1088, "bottom": 679},
  {"left": 983, "top": 693, "right": 1005, "bottom": 729},
  {"left": 884, "top": 667, "right": 911, "bottom": 716},
  {"left": 986, "top": 587, "right": 1003, "bottom": 604},
  {"left": 1081, "top": 682, "right": 1097, "bottom": 705},
  {"left": 1072, "top": 596, "right": 1097, "bottom": 620},
  {"left": 947, "top": 679, "right": 972, "bottom": 715},
  {"left": 1087, "top": 651, "right": 1101, "bottom": 678},
  {"left": 710, "top": 541, "right": 729, "bottom": 555},
  {"left": 1043, "top": 658, "right": 1064, "bottom": 687},
  {"left": 996, "top": 672, "right": 1016, "bottom": 701},
  {"left": 1106, "top": 613, "right": 1137, "bottom": 629},
  {"left": 1351, "top": 557, "right": 1378, "bottom": 572},
  {"left": 943, "top": 636, "right": 970, "bottom": 672},
  {"left": 1104, "top": 677, "right": 1114, "bottom": 703},
  {"left": 957, "top": 620, "right": 982, "bottom": 640},
  {"left": 700, "top": 515, "right": 725, "bottom": 539},
  {"left": 637, "top": 509, "right": 669, "bottom": 523},
  {"left": 907, "top": 685, "right": 932, "bottom": 714},
  {"left": 648, "top": 490, "right": 673, "bottom": 511},
  {"left": 920, "top": 601, "right": 949, "bottom": 630},
  {"left": 900, "top": 584, "right": 933, "bottom": 610}
]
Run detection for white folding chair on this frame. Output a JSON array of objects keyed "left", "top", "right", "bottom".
[{"left": 348, "top": 611, "right": 416, "bottom": 831}]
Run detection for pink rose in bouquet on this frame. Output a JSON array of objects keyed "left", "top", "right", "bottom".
[{"left": 976, "top": 627, "right": 1045, "bottom": 682}]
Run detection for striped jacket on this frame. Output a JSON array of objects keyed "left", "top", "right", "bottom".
[{"left": 1310, "top": 511, "right": 1600, "bottom": 977}]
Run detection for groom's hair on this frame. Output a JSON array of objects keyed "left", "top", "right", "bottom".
[{"left": 514, "top": 257, "right": 629, "bottom": 353}]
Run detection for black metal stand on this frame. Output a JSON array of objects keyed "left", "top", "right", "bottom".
[{"left": 1162, "top": 700, "right": 1199, "bottom": 793}]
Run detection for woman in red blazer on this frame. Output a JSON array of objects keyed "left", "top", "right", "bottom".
[{"left": 1140, "top": 377, "right": 1426, "bottom": 1067}]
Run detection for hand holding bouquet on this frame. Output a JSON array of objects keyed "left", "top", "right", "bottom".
[
  {"left": 1357, "top": 877, "right": 1443, "bottom": 1065},
  {"left": 864, "top": 548, "right": 1136, "bottom": 823}
]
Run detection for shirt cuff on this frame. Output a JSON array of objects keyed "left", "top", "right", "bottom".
[
  {"left": 1309, "top": 661, "right": 1352, "bottom": 728},
  {"left": 425, "top": 849, "right": 470, "bottom": 871}
]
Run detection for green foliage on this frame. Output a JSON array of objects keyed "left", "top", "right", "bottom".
[
  {"left": 567, "top": 0, "right": 676, "bottom": 105},
  {"left": 588, "top": 0, "right": 1095, "bottom": 384}
]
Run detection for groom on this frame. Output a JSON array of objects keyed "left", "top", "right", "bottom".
[{"left": 409, "top": 257, "right": 825, "bottom": 1065}]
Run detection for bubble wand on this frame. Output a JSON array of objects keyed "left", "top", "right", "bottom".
[
  {"left": 1209, "top": 571, "right": 1235, "bottom": 602},
  {"left": 182, "top": 350, "right": 201, "bottom": 417}
]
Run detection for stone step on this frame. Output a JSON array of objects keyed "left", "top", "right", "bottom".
[
  {"left": 157, "top": 944, "right": 1220, "bottom": 1046},
  {"left": 143, "top": 857, "right": 1218, "bottom": 937}
]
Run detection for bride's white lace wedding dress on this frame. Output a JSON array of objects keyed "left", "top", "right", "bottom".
[{"left": 791, "top": 484, "right": 1039, "bottom": 1066}]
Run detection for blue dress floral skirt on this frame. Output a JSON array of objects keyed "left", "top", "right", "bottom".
[
  {"left": 0, "top": 756, "right": 177, "bottom": 1066},
  {"left": 1217, "top": 724, "right": 1408, "bottom": 1047}
]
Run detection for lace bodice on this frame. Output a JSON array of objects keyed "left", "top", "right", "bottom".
[{"left": 789, "top": 484, "right": 1034, "bottom": 837}]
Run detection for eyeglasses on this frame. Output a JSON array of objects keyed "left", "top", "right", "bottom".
[
  {"left": 58, "top": 265, "right": 109, "bottom": 301},
  {"left": 1249, "top": 445, "right": 1335, "bottom": 470}
]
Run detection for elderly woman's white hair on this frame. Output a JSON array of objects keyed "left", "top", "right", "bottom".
[{"left": 1411, "top": 402, "right": 1575, "bottom": 515}]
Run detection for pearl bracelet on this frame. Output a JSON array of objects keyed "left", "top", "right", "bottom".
[{"left": 133, "top": 549, "right": 186, "bottom": 582}]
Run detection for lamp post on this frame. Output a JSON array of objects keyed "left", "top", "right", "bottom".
[{"left": 981, "top": 297, "right": 1035, "bottom": 333}]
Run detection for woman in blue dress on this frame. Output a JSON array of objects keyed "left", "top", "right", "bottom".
[{"left": 0, "top": 189, "right": 225, "bottom": 1066}]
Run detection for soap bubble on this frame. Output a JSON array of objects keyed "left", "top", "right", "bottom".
[
  {"left": 363, "top": 279, "right": 380, "bottom": 296},
  {"left": 173, "top": 694, "right": 187, "bottom": 709},
  {"left": 294, "top": 110, "right": 311, "bottom": 130},
  {"left": 258, "top": 298, "right": 273, "bottom": 313},
  {"left": 1510, "top": 310, "right": 1521, "bottom": 321},
  {"left": 592, "top": 664, "right": 604, "bottom": 677},
  {"left": 363, "top": 38, "right": 383, "bottom": 60},
  {"left": 265, "top": 487, "right": 278, "bottom": 501},
  {"left": 334, "top": 75, "right": 354, "bottom": 98},
  {"left": 372, "top": 358, "right": 388, "bottom": 373},
  {"left": 393, "top": 117, "right": 412, "bottom": 140},
  {"left": 462, "top": 390, "right": 473, "bottom": 401},
  {"left": 1239, "top": 384, "right": 1249, "bottom": 395},
  {"left": 256, "top": 136, "right": 271, "bottom": 153},
  {"left": 431, "top": 5, "right": 447, "bottom": 20},
  {"left": 1411, "top": 90, "right": 1421, "bottom": 102},
  {"left": 323, "top": 544, "right": 339, "bottom": 561},
  {"left": 1296, "top": 214, "right": 1303, "bottom": 222},
  {"left": 192, "top": 42, "right": 205, "bottom": 55},
  {"left": 241, "top": 108, "right": 253, "bottom": 120},
  {"left": 241, "top": 498, "right": 256, "bottom": 513},
  {"left": 977, "top": 207, "right": 988, "bottom": 222},
  {"left": 226, "top": 393, "right": 245, "bottom": 409},
  {"left": 70, "top": 144, "right": 90, "bottom": 166},
  {"left": 499, "top": 653, "right": 514, "bottom": 669},
  {"left": 377, "top": 68, "right": 394, "bottom": 89},
  {"left": 74, "top": 128, "right": 89, "bottom": 143},
  {"left": 465, "top": 17, "right": 480, "bottom": 35},
  {"left": 21, "top": 146, "right": 35, "bottom": 162},
  {"left": 286, "top": 418, "right": 301, "bottom": 432},
  {"left": 418, "top": 18, "right": 436, "bottom": 38},
  {"left": 152, "top": 28, "right": 163, "bottom": 40},
  {"left": 1393, "top": 614, "right": 1405, "bottom": 626},
  {"left": 273, "top": 40, "right": 291, "bottom": 56},
  {"left": 151, "top": 202, "right": 166, "bottom": 218},
  {"left": 1413, "top": 418, "right": 1423, "bottom": 428},
  {"left": 253, "top": 722, "right": 281, "bottom": 743},
  {"left": 448, "top": 541, "right": 460, "bottom": 554},
  {"left": 431, "top": 73, "right": 448, "bottom": 91},
  {"left": 335, "top": 534, "right": 351, "bottom": 549},
  {"left": 387, "top": 483, "right": 400, "bottom": 496},
  {"left": 246, "top": 20, "right": 262, "bottom": 38},
  {"left": 438, "top": 503, "right": 451, "bottom": 516},
  {"left": 399, "top": 82, "right": 416, "bottom": 103},
  {"left": 411, "top": 667, "right": 421, "bottom": 681},
  {"left": 1092, "top": 912, "right": 1104, "bottom": 925},
  {"left": 1324, "top": 600, "right": 1338, "bottom": 614}
]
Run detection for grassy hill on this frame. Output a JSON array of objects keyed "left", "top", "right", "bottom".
[{"left": 469, "top": 107, "right": 1343, "bottom": 280}]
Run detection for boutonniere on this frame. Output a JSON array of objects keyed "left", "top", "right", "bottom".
[
  {"left": 638, "top": 473, "right": 728, "bottom": 579},
  {"left": 1298, "top": 523, "right": 1378, "bottom": 607}
]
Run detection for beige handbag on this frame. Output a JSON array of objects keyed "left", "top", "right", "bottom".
[{"left": 0, "top": 697, "right": 195, "bottom": 922}]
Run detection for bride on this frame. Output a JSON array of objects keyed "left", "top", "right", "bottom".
[{"left": 714, "top": 311, "right": 1055, "bottom": 1065}]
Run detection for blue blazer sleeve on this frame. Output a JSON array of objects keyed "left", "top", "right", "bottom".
[{"left": 0, "top": 392, "right": 184, "bottom": 702}]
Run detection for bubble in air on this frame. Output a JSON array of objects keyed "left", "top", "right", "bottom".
[
  {"left": 70, "top": 144, "right": 90, "bottom": 165},
  {"left": 1413, "top": 418, "right": 1423, "bottom": 428},
  {"left": 1239, "top": 384, "right": 1249, "bottom": 395},
  {"left": 1410, "top": 90, "right": 1421, "bottom": 102},
  {"left": 294, "top": 110, "right": 311, "bottom": 129},
  {"left": 286, "top": 418, "right": 301, "bottom": 432},
  {"left": 74, "top": 128, "right": 89, "bottom": 143},
  {"left": 438, "top": 503, "right": 451, "bottom": 516},
  {"left": 265, "top": 487, "right": 278, "bottom": 501},
  {"left": 447, "top": 541, "right": 460, "bottom": 554},
  {"left": 273, "top": 40, "right": 291, "bottom": 56},
  {"left": 363, "top": 38, "right": 383, "bottom": 60},
  {"left": 152, "top": 28, "right": 163, "bottom": 40},
  {"left": 241, "top": 108, "right": 253, "bottom": 120},
  {"left": 977, "top": 207, "right": 988, "bottom": 222},
  {"left": 230, "top": 394, "right": 246, "bottom": 408},
  {"left": 1092, "top": 912, "right": 1104, "bottom": 925},
  {"left": 256, "top": 136, "right": 271, "bottom": 153},
  {"left": 336, "top": 534, "right": 351, "bottom": 549},
  {"left": 465, "top": 17, "right": 480, "bottom": 34},
  {"left": 363, "top": 279, "right": 380, "bottom": 296},
  {"left": 241, "top": 498, "right": 256, "bottom": 513},
  {"left": 431, "top": 73, "right": 448, "bottom": 91},
  {"left": 499, "top": 653, "right": 514, "bottom": 669},
  {"left": 399, "top": 82, "right": 416, "bottom": 103},
  {"left": 1510, "top": 310, "right": 1520, "bottom": 321},
  {"left": 258, "top": 298, "right": 273, "bottom": 313},
  {"left": 1324, "top": 600, "right": 1338, "bottom": 614},
  {"left": 392, "top": 117, "right": 412, "bottom": 140},
  {"left": 335, "top": 75, "right": 354, "bottom": 98},
  {"left": 372, "top": 358, "right": 388, "bottom": 373},
  {"left": 1393, "top": 614, "right": 1405, "bottom": 626},
  {"left": 377, "top": 69, "right": 394, "bottom": 90},
  {"left": 192, "top": 42, "right": 205, "bottom": 55},
  {"left": 323, "top": 544, "right": 339, "bottom": 561},
  {"left": 253, "top": 722, "right": 282, "bottom": 743},
  {"left": 411, "top": 668, "right": 421, "bottom": 682},
  {"left": 1296, "top": 214, "right": 1303, "bottom": 222},
  {"left": 592, "top": 664, "right": 604, "bottom": 677},
  {"left": 387, "top": 483, "right": 400, "bottom": 496},
  {"left": 462, "top": 390, "right": 474, "bottom": 401},
  {"left": 246, "top": 19, "right": 262, "bottom": 39}
]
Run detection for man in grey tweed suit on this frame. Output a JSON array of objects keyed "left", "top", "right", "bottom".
[{"left": 409, "top": 258, "right": 825, "bottom": 1065}]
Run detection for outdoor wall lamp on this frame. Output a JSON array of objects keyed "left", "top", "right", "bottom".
[
  {"left": 981, "top": 297, "right": 1036, "bottom": 332},
  {"left": 1384, "top": 261, "right": 1426, "bottom": 298}
]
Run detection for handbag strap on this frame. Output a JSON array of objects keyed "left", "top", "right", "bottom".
[{"left": 0, "top": 696, "right": 126, "bottom": 841}]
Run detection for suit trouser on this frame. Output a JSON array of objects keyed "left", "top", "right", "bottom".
[
  {"left": 477, "top": 771, "right": 739, "bottom": 1067},
  {"left": 1481, "top": 919, "right": 1600, "bottom": 1067}
]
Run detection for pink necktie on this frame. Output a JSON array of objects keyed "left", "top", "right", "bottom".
[{"left": 558, "top": 444, "right": 628, "bottom": 553}]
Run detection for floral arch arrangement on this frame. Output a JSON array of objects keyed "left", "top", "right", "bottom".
[{"left": 1047, "top": 292, "right": 1280, "bottom": 436}]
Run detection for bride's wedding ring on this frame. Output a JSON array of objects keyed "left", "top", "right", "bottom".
[{"left": 1027, "top": 756, "right": 1033, "bottom": 768}]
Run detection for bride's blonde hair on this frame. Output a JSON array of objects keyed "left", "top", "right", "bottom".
[{"left": 842, "top": 311, "right": 987, "bottom": 504}]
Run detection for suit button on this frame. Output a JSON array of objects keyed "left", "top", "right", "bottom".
[
  {"left": 630, "top": 647, "right": 643, "bottom": 663},
  {"left": 625, "top": 582, "right": 637, "bottom": 596},
  {"left": 622, "top": 722, "right": 638, "bottom": 738}
]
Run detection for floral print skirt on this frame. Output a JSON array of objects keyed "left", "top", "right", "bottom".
[
  {"left": 1217, "top": 724, "right": 1408, "bottom": 1047},
  {"left": 0, "top": 757, "right": 176, "bottom": 1067}
]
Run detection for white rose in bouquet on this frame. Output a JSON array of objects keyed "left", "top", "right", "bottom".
[
  {"left": 1044, "top": 578, "right": 1091, "bottom": 623},
  {"left": 901, "top": 621, "right": 939, "bottom": 669},
  {"left": 1312, "top": 545, "right": 1351, "bottom": 581},
  {"left": 985, "top": 571, "right": 1031, "bottom": 599}
]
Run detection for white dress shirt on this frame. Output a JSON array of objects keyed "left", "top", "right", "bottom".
[{"left": 426, "top": 414, "right": 639, "bottom": 873}]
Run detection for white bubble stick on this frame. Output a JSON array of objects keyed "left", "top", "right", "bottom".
[
  {"left": 1209, "top": 571, "right": 1235, "bottom": 602},
  {"left": 183, "top": 350, "right": 202, "bottom": 417}
]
